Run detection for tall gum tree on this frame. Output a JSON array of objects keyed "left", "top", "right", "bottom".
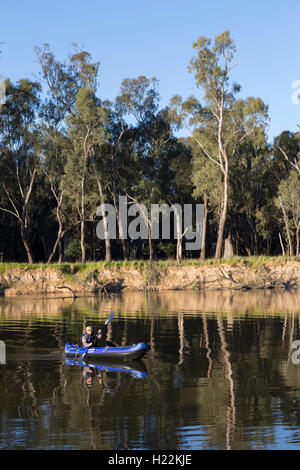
[
  {"left": 65, "top": 88, "right": 107, "bottom": 263},
  {"left": 275, "top": 131, "right": 300, "bottom": 177},
  {"left": 0, "top": 79, "right": 41, "bottom": 263},
  {"left": 36, "top": 46, "right": 112, "bottom": 263},
  {"left": 38, "top": 97, "right": 72, "bottom": 263},
  {"left": 117, "top": 76, "right": 162, "bottom": 260},
  {"left": 276, "top": 172, "right": 300, "bottom": 256},
  {"left": 36, "top": 45, "right": 87, "bottom": 262},
  {"left": 170, "top": 31, "right": 268, "bottom": 258}
]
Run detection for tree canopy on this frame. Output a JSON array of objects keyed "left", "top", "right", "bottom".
[{"left": 0, "top": 33, "right": 298, "bottom": 263}]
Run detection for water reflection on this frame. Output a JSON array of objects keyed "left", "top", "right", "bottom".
[
  {"left": 1, "top": 288, "right": 300, "bottom": 318},
  {"left": 65, "top": 358, "right": 148, "bottom": 380},
  {"left": 0, "top": 290, "right": 300, "bottom": 449}
]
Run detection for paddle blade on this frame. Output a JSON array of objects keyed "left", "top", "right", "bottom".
[
  {"left": 77, "top": 351, "right": 88, "bottom": 362},
  {"left": 105, "top": 312, "right": 114, "bottom": 325}
]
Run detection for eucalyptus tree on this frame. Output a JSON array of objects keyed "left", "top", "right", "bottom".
[
  {"left": 118, "top": 76, "right": 194, "bottom": 261},
  {"left": 191, "top": 141, "right": 223, "bottom": 259},
  {"left": 38, "top": 97, "right": 72, "bottom": 263},
  {"left": 65, "top": 87, "right": 107, "bottom": 263},
  {"left": 276, "top": 172, "right": 300, "bottom": 256},
  {"left": 0, "top": 78, "right": 41, "bottom": 263},
  {"left": 100, "top": 98, "right": 129, "bottom": 259},
  {"left": 163, "top": 137, "right": 193, "bottom": 261},
  {"left": 117, "top": 76, "right": 164, "bottom": 260},
  {"left": 36, "top": 44, "right": 84, "bottom": 262},
  {"left": 275, "top": 130, "right": 300, "bottom": 176},
  {"left": 228, "top": 126, "right": 271, "bottom": 255},
  {"left": 35, "top": 43, "right": 82, "bottom": 116},
  {"left": 36, "top": 45, "right": 112, "bottom": 263},
  {"left": 170, "top": 31, "right": 268, "bottom": 258}
]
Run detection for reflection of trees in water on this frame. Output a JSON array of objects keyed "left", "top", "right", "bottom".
[
  {"left": 202, "top": 313, "right": 213, "bottom": 377},
  {"left": 1, "top": 293, "right": 300, "bottom": 449},
  {"left": 2, "top": 288, "right": 300, "bottom": 319},
  {"left": 217, "top": 316, "right": 236, "bottom": 450}
]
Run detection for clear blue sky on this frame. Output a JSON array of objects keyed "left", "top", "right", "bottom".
[{"left": 1, "top": 0, "right": 300, "bottom": 141}]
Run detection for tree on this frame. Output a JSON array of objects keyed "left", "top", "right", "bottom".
[
  {"left": 38, "top": 98, "right": 72, "bottom": 263},
  {"left": 0, "top": 79, "right": 41, "bottom": 263},
  {"left": 276, "top": 172, "right": 300, "bottom": 256},
  {"left": 37, "top": 45, "right": 112, "bottom": 263},
  {"left": 275, "top": 131, "right": 300, "bottom": 177},
  {"left": 228, "top": 126, "right": 271, "bottom": 256},
  {"left": 65, "top": 88, "right": 105, "bottom": 263},
  {"left": 118, "top": 76, "right": 162, "bottom": 260},
  {"left": 101, "top": 98, "right": 128, "bottom": 259},
  {"left": 191, "top": 143, "right": 223, "bottom": 259},
  {"left": 170, "top": 31, "right": 268, "bottom": 258}
]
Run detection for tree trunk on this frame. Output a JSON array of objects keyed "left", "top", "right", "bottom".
[
  {"left": 91, "top": 156, "right": 111, "bottom": 262},
  {"left": 46, "top": 186, "right": 65, "bottom": 264},
  {"left": 296, "top": 223, "right": 300, "bottom": 256},
  {"left": 58, "top": 238, "right": 63, "bottom": 263},
  {"left": 48, "top": 217, "right": 64, "bottom": 263},
  {"left": 177, "top": 236, "right": 182, "bottom": 263},
  {"left": 175, "top": 204, "right": 183, "bottom": 262},
  {"left": 80, "top": 176, "right": 86, "bottom": 264},
  {"left": 21, "top": 224, "right": 33, "bottom": 264},
  {"left": 148, "top": 225, "right": 153, "bottom": 262},
  {"left": 112, "top": 191, "right": 128, "bottom": 260},
  {"left": 279, "top": 232, "right": 285, "bottom": 256},
  {"left": 80, "top": 219, "right": 85, "bottom": 264},
  {"left": 200, "top": 194, "right": 208, "bottom": 261},
  {"left": 21, "top": 202, "right": 34, "bottom": 264},
  {"left": 215, "top": 173, "right": 228, "bottom": 259},
  {"left": 111, "top": 128, "right": 126, "bottom": 260},
  {"left": 280, "top": 198, "right": 293, "bottom": 256},
  {"left": 48, "top": 228, "right": 64, "bottom": 263}
]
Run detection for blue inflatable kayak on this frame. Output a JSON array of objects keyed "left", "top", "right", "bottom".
[
  {"left": 65, "top": 358, "right": 147, "bottom": 379},
  {"left": 64, "top": 342, "right": 147, "bottom": 361}
]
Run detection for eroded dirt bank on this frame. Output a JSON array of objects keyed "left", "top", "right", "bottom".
[{"left": 0, "top": 260, "right": 300, "bottom": 296}]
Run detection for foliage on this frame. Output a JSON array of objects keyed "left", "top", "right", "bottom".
[
  {"left": 65, "top": 239, "right": 82, "bottom": 261},
  {"left": 0, "top": 34, "right": 297, "bottom": 263}
]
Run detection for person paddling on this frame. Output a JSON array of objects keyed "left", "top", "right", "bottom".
[{"left": 81, "top": 326, "right": 106, "bottom": 348}]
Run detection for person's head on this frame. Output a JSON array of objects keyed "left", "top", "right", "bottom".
[
  {"left": 86, "top": 326, "right": 93, "bottom": 335},
  {"left": 86, "top": 368, "right": 95, "bottom": 385},
  {"left": 87, "top": 376, "right": 92, "bottom": 384}
]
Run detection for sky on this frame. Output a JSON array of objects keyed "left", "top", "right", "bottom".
[{"left": 1, "top": 0, "right": 300, "bottom": 141}]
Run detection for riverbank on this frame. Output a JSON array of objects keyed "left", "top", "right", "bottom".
[{"left": 0, "top": 256, "right": 300, "bottom": 296}]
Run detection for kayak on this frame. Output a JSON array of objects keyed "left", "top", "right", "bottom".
[
  {"left": 65, "top": 358, "right": 147, "bottom": 379},
  {"left": 64, "top": 342, "right": 147, "bottom": 361}
]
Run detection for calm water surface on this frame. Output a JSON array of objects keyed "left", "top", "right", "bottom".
[{"left": 1, "top": 289, "right": 300, "bottom": 450}]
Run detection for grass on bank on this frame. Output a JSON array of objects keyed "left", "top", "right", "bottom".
[{"left": 0, "top": 255, "right": 299, "bottom": 274}]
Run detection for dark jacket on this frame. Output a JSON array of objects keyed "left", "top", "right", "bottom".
[{"left": 81, "top": 331, "right": 104, "bottom": 348}]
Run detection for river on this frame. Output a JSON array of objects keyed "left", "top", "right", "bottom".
[{"left": 0, "top": 289, "right": 300, "bottom": 450}]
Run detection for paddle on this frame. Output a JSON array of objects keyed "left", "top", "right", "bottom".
[{"left": 78, "top": 312, "right": 114, "bottom": 361}]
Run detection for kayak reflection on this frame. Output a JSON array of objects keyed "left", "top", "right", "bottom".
[{"left": 65, "top": 358, "right": 148, "bottom": 383}]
